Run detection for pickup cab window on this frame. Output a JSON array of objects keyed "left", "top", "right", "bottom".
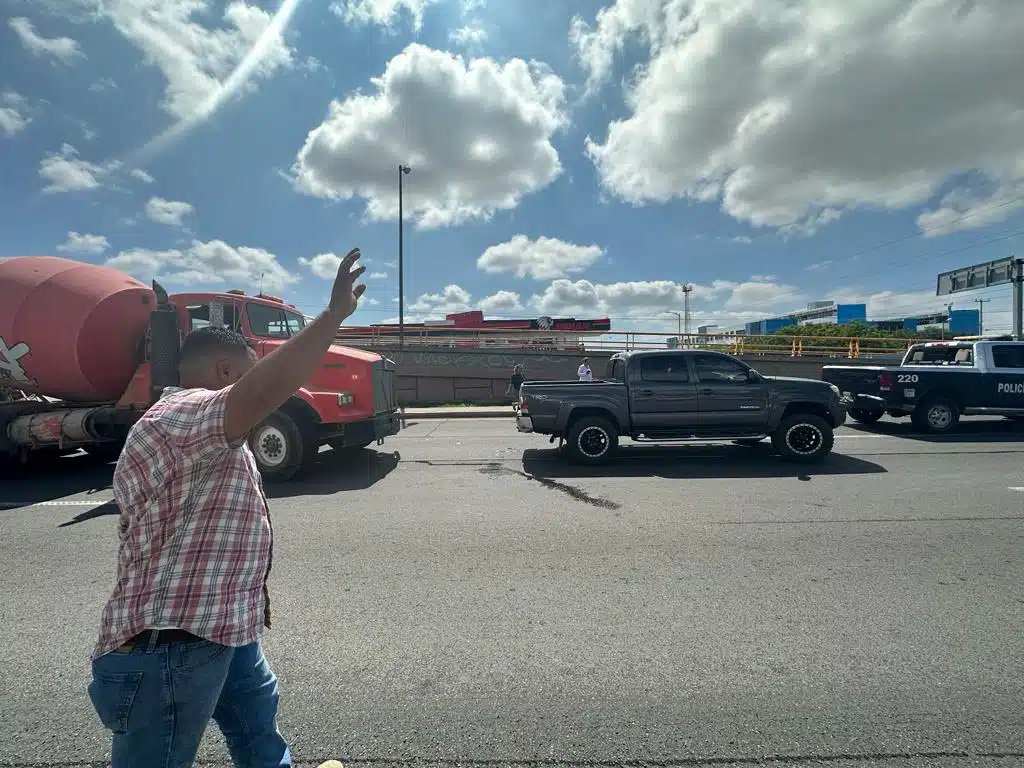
[
  {"left": 906, "top": 346, "right": 972, "bottom": 365},
  {"left": 638, "top": 355, "right": 690, "bottom": 382},
  {"left": 693, "top": 354, "right": 750, "bottom": 383},
  {"left": 991, "top": 344, "right": 1024, "bottom": 369}
]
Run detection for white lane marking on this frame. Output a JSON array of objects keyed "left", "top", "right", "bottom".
[
  {"left": 1007, "top": 487, "right": 1024, "bottom": 492},
  {"left": 0, "top": 500, "right": 113, "bottom": 508}
]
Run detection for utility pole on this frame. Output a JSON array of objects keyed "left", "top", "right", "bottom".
[
  {"left": 398, "top": 164, "right": 411, "bottom": 348},
  {"left": 974, "top": 297, "right": 990, "bottom": 336},
  {"left": 663, "top": 311, "right": 682, "bottom": 348}
]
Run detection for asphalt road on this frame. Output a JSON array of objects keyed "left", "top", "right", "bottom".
[{"left": 0, "top": 416, "right": 1022, "bottom": 768}]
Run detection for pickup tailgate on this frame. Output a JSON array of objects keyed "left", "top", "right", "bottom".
[
  {"left": 821, "top": 365, "right": 901, "bottom": 412},
  {"left": 517, "top": 380, "right": 628, "bottom": 434}
]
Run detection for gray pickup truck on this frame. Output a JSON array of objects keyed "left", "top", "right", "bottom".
[{"left": 516, "top": 350, "right": 846, "bottom": 464}]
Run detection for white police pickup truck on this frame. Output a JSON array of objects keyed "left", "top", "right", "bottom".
[{"left": 822, "top": 340, "right": 1024, "bottom": 434}]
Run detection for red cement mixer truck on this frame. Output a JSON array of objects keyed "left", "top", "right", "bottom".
[{"left": 0, "top": 255, "right": 401, "bottom": 481}]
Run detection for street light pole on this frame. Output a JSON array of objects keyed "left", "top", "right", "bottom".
[
  {"left": 664, "top": 311, "right": 682, "bottom": 347},
  {"left": 398, "top": 164, "right": 411, "bottom": 348}
]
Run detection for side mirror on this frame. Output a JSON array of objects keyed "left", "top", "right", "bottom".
[{"left": 747, "top": 369, "right": 760, "bottom": 382}]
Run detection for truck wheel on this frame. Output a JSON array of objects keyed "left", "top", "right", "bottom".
[
  {"left": 771, "top": 413, "right": 834, "bottom": 463},
  {"left": 566, "top": 416, "right": 618, "bottom": 465},
  {"left": 911, "top": 395, "right": 960, "bottom": 434},
  {"left": 249, "top": 412, "right": 315, "bottom": 482},
  {"left": 848, "top": 408, "right": 883, "bottom": 425}
]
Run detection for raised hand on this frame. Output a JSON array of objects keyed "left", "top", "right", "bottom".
[{"left": 329, "top": 247, "right": 367, "bottom": 321}]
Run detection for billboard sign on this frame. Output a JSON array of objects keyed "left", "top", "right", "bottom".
[{"left": 936, "top": 257, "right": 1018, "bottom": 296}]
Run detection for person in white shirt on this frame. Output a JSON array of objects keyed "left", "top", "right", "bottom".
[{"left": 577, "top": 357, "right": 593, "bottom": 382}]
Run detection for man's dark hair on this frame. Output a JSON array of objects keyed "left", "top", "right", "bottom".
[{"left": 179, "top": 326, "right": 253, "bottom": 368}]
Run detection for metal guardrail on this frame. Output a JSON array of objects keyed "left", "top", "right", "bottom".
[{"left": 334, "top": 329, "right": 944, "bottom": 359}]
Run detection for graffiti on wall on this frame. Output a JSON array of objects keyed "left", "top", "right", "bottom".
[{"left": 387, "top": 349, "right": 601, "bottom": 371}]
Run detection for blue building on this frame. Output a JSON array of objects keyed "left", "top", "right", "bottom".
[{"left": 741, "top": 300, "right": 979, "bottom": 336}]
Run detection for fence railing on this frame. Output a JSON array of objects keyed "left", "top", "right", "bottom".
[{"left": 334, "top": 328, "right": 945, "bottom": 359}]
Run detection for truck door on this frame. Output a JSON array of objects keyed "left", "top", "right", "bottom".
[
  {"left": 691, "top": 353, "right": 769, "bottom": 429},
  {"left": 988, "top": 344, "right": 1024, "bottom": 409},
  {"left": 628, "top": 353, "right": 700, "bottom": 430}
]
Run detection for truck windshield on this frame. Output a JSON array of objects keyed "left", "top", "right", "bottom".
[
  {"left": 248, "top": 303, "right": 307, "bottom": 338},
  {"left": 904, "top": 345, "right": 973, "bottom": 365}
]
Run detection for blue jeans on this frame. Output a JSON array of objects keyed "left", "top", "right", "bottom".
[{"left": 88, "top": 634, "right": 291, "bottom": 768}]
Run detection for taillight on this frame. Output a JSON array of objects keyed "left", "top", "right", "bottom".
[
  {"left": 879, "top": 372, "right": 893, "bottom": 390},
  {"left": 519, "top": 393, "right": 528, "bottom": 413}
]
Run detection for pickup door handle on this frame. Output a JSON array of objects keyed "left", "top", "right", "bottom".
[
  {"left": 699, "top": 388, "right": 713, "bottom": 395},
  {"left": 636, "top": 389, "right": 655, "bottom": 396}
]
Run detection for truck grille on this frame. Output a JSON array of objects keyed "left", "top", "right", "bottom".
[{"left": 373, "top": 357, "right": 397, "bottom": 414}]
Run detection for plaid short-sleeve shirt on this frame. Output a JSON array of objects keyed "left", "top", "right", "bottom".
[{"left": 91, "top": 386, "right": 274, "bottom": 660}]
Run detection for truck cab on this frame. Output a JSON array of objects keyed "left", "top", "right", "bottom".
[{"left": 119, "top": 288, "right": 401, "bottom": 481}]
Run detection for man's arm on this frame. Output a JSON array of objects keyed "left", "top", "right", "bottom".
[{"left": 223, "top": 248, "right": 366, "bottom": 445}]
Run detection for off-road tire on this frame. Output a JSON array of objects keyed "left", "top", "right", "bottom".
[
  {"left": 565, "top": 416, "right": 618, "bottom": 465},
  {"left": 771, "top": 413, "right": 834, "bottom": 463}
]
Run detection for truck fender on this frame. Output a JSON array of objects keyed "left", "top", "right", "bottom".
[
  {"left": 554, "top": 403, "right": 624, "bottom": 434},
  {"left": 280, "top": 390, "right": 322, "bottom": 427}
]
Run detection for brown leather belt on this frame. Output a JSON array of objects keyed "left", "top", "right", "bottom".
[{"left": 117, "top": 628, "right": 202, "bottom": 652}]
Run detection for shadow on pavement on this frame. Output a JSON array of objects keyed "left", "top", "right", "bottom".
[
  {"left": 58, "top": 500, "right": 120, "bottom": 528},
  {"left": 0, "top": 453, "right": 114, "bottom": 510},
  {"left": 521, "top": 443, "right": 886, "bottom": 480},
  {"left": 266, "top": 447, "right": 399, "bottom": 499},
  {"left": 847, "top": 417, "right": 1024, "bottom": 443}
]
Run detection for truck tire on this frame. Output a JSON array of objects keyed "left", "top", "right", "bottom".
[
  {"left": 565, "top": 416, "right": 618, "bottom": 465},
  {"left": 911, "top": 395, "right": 960, "bottom": 434},
  {"left": 848, "top": 408, "right": 883, "bottom": 425},
  {"left": 771, "top": 413, "right": 834, "bottom": 463},
  {"left": 249, "top": 411, "right": 316, "bottom": 482}
]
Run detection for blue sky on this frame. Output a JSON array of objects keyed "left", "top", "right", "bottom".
[{"left": 2, "top": 0, "right": 1024, "bottom": 334}]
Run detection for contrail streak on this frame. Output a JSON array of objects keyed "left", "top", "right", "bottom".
[{"left": 124, "top": 0, "right": 306, "bottom": 167}]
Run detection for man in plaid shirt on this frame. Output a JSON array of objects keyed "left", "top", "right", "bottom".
[{"left": 87, "top": 249, "right": 367, "bottom": 768}]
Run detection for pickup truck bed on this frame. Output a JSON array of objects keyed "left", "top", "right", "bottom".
[
  {"left": 516, "top": 350, "right": 846, "bottom": 464},
  {"left": 822, "top": 340, "right": 1024, "bottom": 433}
]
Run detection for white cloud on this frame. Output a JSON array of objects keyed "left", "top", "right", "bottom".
[
  {"left": 145, "top": 197, "right": 194, "bottom": 227},
  {"left": 575, "top": 0, "right": 1024, "bottom": 235},
  {"left": 75, "top": 0, "right": 295, "bottom": 122},
  {"left": 56, "top": 231, "right": 110, "bottom": 255},
  {"left": 450, "top": 23, "right": 486, "bottom": 46},
  {"left": 291, "top": 43, "right": 568, "bottom": 229},
  {"left": 0, "top": 92, "right": 30, "bottom": 137},
  {"left": 528, "top": 276, "right": 802, "bottom": 325},
  {"left": 8, "top": 17, "right": 84, "bottom": 63},
  {"left": 106, "top": 239, "right": 298, "bottom": 292},
  {"left": 476, "top": 235, "right": 603, "bottom": 280},
  {"left": 409, "top": 284, "right": 473, "bottom": 315},
  {"left": 298, "top": 252, "right": 342, "bottom": 279},
  {"left": 369, "top": 271, "right": 389, "bottom": 279},
  {"left": 916, "top": 183, "right": 1024, "bottom": 237},
  {"left": 403, "top": 284, "right": 526, "bottom": 320},
  {"left": 330, "top": 0, "right": 436, "bottom": 30},
  {"left": 479, "top": 290, "right": 523, "bottom": 314},
  {"left": 38, "top": 143, "right": 115, "bottom": 193},
  {"left": 131, "top": 169, "right": 155, "bottom": 183}
]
